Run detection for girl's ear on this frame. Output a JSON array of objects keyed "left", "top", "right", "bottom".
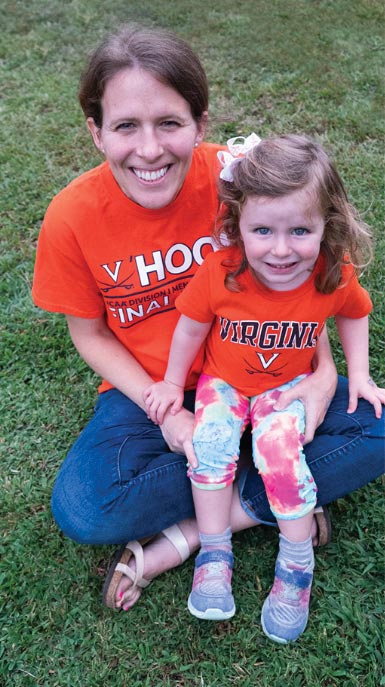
[{"left": 87, "top": 118, "right": 105, "bottom": 153}]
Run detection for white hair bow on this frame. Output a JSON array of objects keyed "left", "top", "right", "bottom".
[{"left": 217, "top": 132, "right": 262, "bottom": 182}]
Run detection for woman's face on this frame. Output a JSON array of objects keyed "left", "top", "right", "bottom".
[{"left": 87, "top": 67, "right": 207, "bottom": 209}]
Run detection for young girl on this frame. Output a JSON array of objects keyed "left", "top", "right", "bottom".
[{"left": 143, "top": 133, "right": 385, "bottom": 643}]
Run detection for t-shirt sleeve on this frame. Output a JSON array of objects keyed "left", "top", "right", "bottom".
[
  {"left": 334, "top": 264, "right": 372, "bottom": 318},
  {"left": 175, "top": 254, "right": 216, "bottom": 323},
  {"left": 32, "top": 198, "right": 105, "bottom": 318}
]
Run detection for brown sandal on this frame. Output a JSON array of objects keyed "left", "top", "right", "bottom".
[
  {"left": 313, "top": 506, "right": 332, "bottom": 547},
  {"left": 102, "top": 525, "right": 190, "bottom": 609}
]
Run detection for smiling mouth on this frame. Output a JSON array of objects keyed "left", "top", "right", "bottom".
[
  {"left": 266, "top": 262, "right": 297, "bottom": 270},
  {"left": 132, "top": 165, "right": 171, "bottom": 182}
]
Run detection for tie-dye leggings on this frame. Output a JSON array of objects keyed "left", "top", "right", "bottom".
[{"left": 189, "top": 373, "right": 317, "bottom": 520}]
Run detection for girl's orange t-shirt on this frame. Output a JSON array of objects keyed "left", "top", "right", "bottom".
[{"left": 175, "top": 247, "right": 372, "bottom": 396}]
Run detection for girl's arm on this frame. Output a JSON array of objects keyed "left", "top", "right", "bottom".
[
  {"left": 335, "top": 314, "right": 385, "bottom": 418},
  {"left": 143, "top": 314, "right": 212, "bottom": 424},
  {"left": 274, "top": 325, "right": 338, "bottom": 444}
]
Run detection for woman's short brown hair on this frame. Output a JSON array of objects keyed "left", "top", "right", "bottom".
[{"left": 79, "top": 24, "right": 209, "bottom": 127}]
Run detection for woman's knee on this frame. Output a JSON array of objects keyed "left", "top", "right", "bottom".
[{"left": 50, "top": 474, "right": 99, "bottom": 544}]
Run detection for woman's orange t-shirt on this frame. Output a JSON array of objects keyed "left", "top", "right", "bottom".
[{"left": 32, "top": 143, "right": 223, "bottom": 392}]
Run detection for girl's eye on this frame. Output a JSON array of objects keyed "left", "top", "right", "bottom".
[
  {"left": 254, "top": 227, "right": 271, "bottom": 235},
  {"left": 292, "top": 227, "right": 309, "bottom": 235}
]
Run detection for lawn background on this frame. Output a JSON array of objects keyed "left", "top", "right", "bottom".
[{"left": 1, "top": 0, "right": 384, "bottom": 685}]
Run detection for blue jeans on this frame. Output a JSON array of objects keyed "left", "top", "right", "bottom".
[{"left": 51, "top": 376, "right": 384, "bottom": 545}]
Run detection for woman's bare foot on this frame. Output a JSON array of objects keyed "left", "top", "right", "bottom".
[
  {"left": 116, "top": 520, "right": 199, "bottom": 610},
  {"left": 311, "top": 507, "right": 331, "bottom": 547}
]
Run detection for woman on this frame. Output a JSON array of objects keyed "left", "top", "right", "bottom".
[{"left": 32, "top": 24, "right": 384, "bottom": 613}]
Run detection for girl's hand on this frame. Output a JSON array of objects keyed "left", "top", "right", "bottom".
[
  {"left": 159, "top": 407, "right": 198, "bottom": 468},
  {"left": 274, "top": 370, "right": 337, "bottom": 445},
  {"left": 143, "top": 380, "right": 184, "bottom": 424},
  {"left": 347, "top": 376, "right": 385, "bottom": 419}
]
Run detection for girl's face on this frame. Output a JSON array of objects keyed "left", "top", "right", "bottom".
[
  {"left": 239, "top": 187, "right": 325, "bottom": 291},
  {"left": 87, "top": 67, "right": 207, "bottom": 209}
]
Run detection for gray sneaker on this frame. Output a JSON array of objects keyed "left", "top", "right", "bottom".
[{"left": 187, "top": 550, "right": 235, "bottom": 620}]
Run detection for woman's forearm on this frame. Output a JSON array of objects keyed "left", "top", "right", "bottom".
[
  {"left": 311, "top": 325, "right": 337, "bottom": 376},
  {"left": 274, "top": 326, "right": 338, "bottom": 443},
  {"left": 66, "top": 315, "right": 153, "bottom": 410}
]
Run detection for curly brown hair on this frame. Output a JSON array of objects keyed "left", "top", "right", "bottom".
[{"left": 215, "top": 134, "right": 373, "bottom": 293}]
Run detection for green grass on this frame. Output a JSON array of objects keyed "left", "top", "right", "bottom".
[{"left": 1, "top": 0, "right": 384, "bottom": 685}]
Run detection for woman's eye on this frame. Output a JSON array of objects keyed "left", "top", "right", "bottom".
[
  {"left": 292, "top": 227, "right": 309, "bottom": 235},
  {"left": 161, "top": 120, "right": 180, "bottom": 128},
  {"left": 254, "top": 227, "right": 271, "bottom": 235},
  {"left": 116, "top": 122, "right": 135, "bottom": 131}
]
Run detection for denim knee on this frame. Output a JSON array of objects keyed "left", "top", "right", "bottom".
[{"left": 50, "top": 388, "right": 197, "bottom": 545}]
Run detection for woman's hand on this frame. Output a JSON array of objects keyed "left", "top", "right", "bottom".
[
  {"left": 274, "top": 324, "right": 338, "bottom": 444},
  {"left": 347, "top": 375, "right": 385, "bottom": 419},
  {"left": 160, "top": 406, "right": 198, "bottom": 468},
  {"left": 274, "top": 369, "right": 338, "bottom": 444}
]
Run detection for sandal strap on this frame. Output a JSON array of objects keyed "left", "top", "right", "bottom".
[
  {"left": 116, "top": 540, "right": 151, "bottom": 589},
  {"left": 114, "top": 525, "right": 190, "bottom": 592},
  {"left": 162, "top": 524, "right": 190, "bottom": 563}
]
